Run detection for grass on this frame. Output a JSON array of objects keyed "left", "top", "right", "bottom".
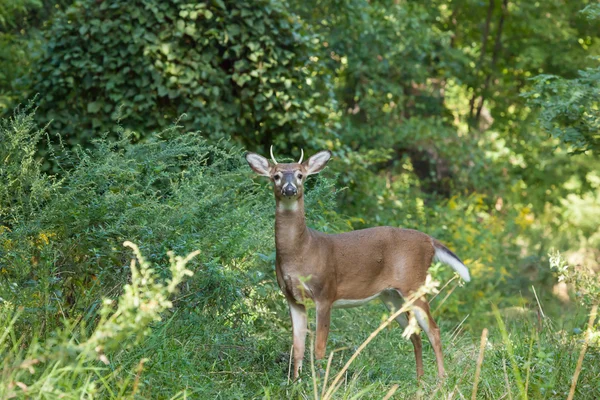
[
  {"left": 2, "top": 259, "right": 599, "bottom": 399},
  {"left": 107, "top": 298, "right": 599, "bottom": 399}
]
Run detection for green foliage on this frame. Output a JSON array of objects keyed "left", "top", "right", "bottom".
[
  {"left": 526, "top": 67, "right": 600, "bottom": 153},
  {"left": 28, "top": 0, "right": 335, "bottom": 153},
  {"left": 1, "top": 0, "right": 600, "bottom": 397},
  {"left": 0, "top": 0, "right": 72, "bottom": 112},
  {"left": 293, "top": 1, "right": 476, "bottom": 200},
  {"left": 295, "top": 1, "right": 454, "bottom": 147},
  {"left": 0, "top": 242, "right": 197, "bottom": 399},
  {"left": 550, "top": 250, "right": 600, "bottom": 308},
  {"left": 0, "top": 0, "right": 40, "bottom": 112},
  {"left": 0, "top": 0, "right": 41, "bottom": 28},
  {"left": 580, "top": 3, "right": 600, "bottom": 20},
  {"left": 0, "top": 105, "right": 59, "bottom": 227},
  {"left": 525, "top": 2, "right": 600, "bottom": 154}
]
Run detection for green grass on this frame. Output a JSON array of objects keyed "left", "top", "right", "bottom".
[
  {"left": 106, "top": 298, "right": 599, "bottom": 399},
  {"left": 2, "top": 245, "right": 598, "bottom": 399}
]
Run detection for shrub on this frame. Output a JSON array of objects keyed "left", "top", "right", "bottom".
[
  {"left": 0, "top": 242, "right": 197, "bottom": 399},
  {"left": 28, "top": 0, "right": 335, "bottom": 155},
  {"left": 0, "top": 107, "right": 340, "bottom": 338},
  {"left": 0, "top": 104, "right": 59, "bottom": 228}
]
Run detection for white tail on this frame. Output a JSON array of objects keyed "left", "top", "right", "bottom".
[{"left": 434, "top": 244, "right": 471, "bottom": 282}]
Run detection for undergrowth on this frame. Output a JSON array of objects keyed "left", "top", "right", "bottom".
[
  {"left": 0, "top": 242, "right": 198, "bottom": 398},
  {"left": 1, "top": 109, "right": 598, "bottom": 398}
]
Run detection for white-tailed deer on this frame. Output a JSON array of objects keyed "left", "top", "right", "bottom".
[{"left": 245, "top": 148, "right": 470, "bottom": 380}]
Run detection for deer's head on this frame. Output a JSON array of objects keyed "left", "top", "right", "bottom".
[{"left": 245, "top": 147, "right": 331, "bottom": 200}]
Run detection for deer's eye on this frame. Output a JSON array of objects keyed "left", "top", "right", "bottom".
[
  {"left": 297, "top": 173, "right": 303, "bottom": 180},
  {"left": 273, "top": 174, "right": 281, "bottom": 181}
]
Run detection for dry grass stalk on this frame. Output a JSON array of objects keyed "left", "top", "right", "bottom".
[
  {"left": 320, "top": 351, "right": 335, "bottom": 399},
  {"left": 429, "top": 275, "right": 457, "bottom": 304},
  {"left": 432, "top": 282, "right": 460, "bottom": 315},
  {"left": 309, "top": 334, "right": 318, "bottom": 400},
  {"left": 382, "top": 384, "right": 399, "bottom": 400},
  {"left": 531, "top": 286, "right": 545, "bottom": 319},
  {"left": 471, "top": 328, "right": 488, "bottom": 400},
  {"left": 567, "top": 304, "right": 598, "bottom": 400},
  {"left": 320, "top": 347, "right": 347, "bottom": 399}
]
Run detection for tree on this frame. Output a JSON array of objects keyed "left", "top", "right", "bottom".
[{"left": 525, "top": 4, "right": 600, "bottom": 154}]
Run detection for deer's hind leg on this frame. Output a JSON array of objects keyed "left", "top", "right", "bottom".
[
  {"left": 380, "top": 290, "right": 424, "bottom": 379},
  {"left": 412, "top": 297, "right": 445, "bottom": 378}
]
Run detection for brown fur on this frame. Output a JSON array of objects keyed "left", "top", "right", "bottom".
[{"left": 245, "top": 151, "right": 465, "bottom": 380}]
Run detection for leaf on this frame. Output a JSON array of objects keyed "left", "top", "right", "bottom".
[{"left": 87, "top": 102, "right": 102, "bottom": 113}]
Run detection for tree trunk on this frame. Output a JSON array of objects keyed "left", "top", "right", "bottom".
[
  {"left": 476, "top": 0, "right": 508, "bottom": 122},
  {"left": 469, "top": 0, "right": 495, "bottom": 121}
]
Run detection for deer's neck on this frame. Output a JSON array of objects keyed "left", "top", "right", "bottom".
[{"left": 275, "top": 196, "right": 309, "bottom": 256}]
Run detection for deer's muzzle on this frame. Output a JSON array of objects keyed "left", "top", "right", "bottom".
[{"left": 282, "top": 183, "right": 297, "bottom": 196}]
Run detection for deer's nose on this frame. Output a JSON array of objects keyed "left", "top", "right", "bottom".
[{"left": 282, "top": 183, "right": 297, "bottom": 196}]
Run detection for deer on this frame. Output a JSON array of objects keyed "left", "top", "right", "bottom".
[{"left": 245, "top": 147, "right": 471, "bottom": 381}]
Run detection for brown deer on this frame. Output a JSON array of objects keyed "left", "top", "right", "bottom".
[{"left": 245, "top": 147, "right": 470, "bottom": 380}]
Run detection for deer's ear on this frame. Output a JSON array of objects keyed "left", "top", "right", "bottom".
[
  {"left": 245, "top": 152, "right": 271, "bottom": 177},
  {"left": 304, "top": 150, "right": 332, "bottom": 175}
]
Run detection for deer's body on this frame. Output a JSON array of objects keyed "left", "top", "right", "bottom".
[
  {"left": 276, "top": 210, "right": 434, "bottom": 305},
  {"left": 246, "top": 149, "right": 470, "bottom": 381}
]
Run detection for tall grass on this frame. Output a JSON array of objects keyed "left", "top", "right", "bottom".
[{"left": 0, "top": 242, "right": 198, "bottom": 399}]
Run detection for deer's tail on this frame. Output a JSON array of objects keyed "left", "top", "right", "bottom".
[{"left": 432, "top": 240, "right": 471, "bottom": 282}]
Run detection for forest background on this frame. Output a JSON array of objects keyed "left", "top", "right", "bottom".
[{"left": 1, "top": 0, "right": 599, "bottom": 398}]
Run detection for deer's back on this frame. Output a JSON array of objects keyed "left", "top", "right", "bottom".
[{"left": 324, "top": 226, "right": 435, "bottom": 298}]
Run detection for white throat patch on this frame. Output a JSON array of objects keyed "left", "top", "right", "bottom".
[{"left": 278, "top": 199, "right": 299, "bottom": 212}]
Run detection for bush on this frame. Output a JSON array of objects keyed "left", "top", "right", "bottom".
[
  {"left": 0, "top": 107, "right": 340, "bottom": 339},
  {"left": 0, "top": 104, "right": 59, "bottom": 227},
  {"left": 27, "top": 0, "right": 335, "bottom": 155},
  {"left": 0, "top": 242, "right": 197, "bottom": 399}
]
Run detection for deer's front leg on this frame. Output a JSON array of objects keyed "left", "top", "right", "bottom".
[
  {"left": 315, "top": 302, "right": 332, "bottom": 360},
  {"left": 289, "top": 302, "right": 307, "bottom": 380}
]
